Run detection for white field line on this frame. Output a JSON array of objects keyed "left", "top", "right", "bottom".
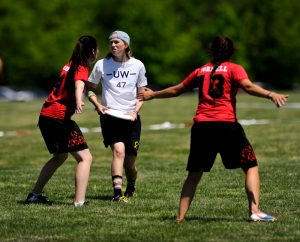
[
  {"left": 1, "top": 103, "right": 299, "bottom": 137},
  {"left": 82, "top": 102, "right": 300, "bottom": 110},
  {"left": 238, "top": 102, "right": 300, "bottom": 109},
  {"left": 0, "top": 119, "right": 273, "bottom": 137}
]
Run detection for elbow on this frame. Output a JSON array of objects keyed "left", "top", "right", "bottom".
[
  {"left": 174, "top": 91, "right": 182, "bottom": 97},
  {"left": 173, "top": 84, "right": 186, "bottom": 96},
  {"left": 242, "top": 84, "right": 254, "bottom": 94}
]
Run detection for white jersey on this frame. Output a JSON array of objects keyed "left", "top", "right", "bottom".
[{"left": 88, "top": 57, "right": 147, "bottom": 112}]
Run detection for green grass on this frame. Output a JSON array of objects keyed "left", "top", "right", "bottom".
[{"left": 0, "top": 91, "right": 299, "bottom": 242}]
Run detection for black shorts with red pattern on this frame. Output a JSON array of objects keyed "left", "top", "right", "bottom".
[
  {"left": 187, "top": 121, "right": 258, "bottom": 172},
  {"left": 38, "top": 115, "right": 88, "bottom": 154}
]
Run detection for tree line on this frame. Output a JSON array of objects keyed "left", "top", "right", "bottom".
[{"left": 0, "top": 0, "right": 299, "bottom": 90}]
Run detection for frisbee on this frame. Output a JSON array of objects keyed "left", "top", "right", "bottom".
[{"left": 104, "top": 109, "right": 133, "bottom": 121}]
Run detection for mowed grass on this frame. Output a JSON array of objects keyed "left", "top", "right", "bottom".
[{"left": 0, "top": 91, "right": 299, "bottom": 242}]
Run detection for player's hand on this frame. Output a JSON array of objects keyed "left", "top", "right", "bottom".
[
  {"left": 95, "top": 104, "right": 108, "bottom": 115},
  {"left": 269, "top": 92, "right": 288, "bottom": 108},
  {"left": 137, "top": 88, "right": 154, "bottom": 101},
  {"left": 126, "top": 111, "right": 138, "bottom": 121},
  {"left": 75, "top": 101, "right": 85, "bottom": 114}
]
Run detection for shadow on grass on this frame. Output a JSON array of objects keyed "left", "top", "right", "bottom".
[
  {"left": 161, "top": 215, "right": 246, "bottom": 223},
  {"left": 85, "top": 194, "right": 112, "bottom": 201},
  {"left": 17, "top": 194, "right": 113, "bottom": 206},
  {"left": 17, "top": 200, "right": 72, "bottom": 206}
]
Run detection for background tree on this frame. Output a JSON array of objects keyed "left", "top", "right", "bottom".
[
  {"left": 236, "top": 0, "right": 300, "bottom": 89},
  {"left": 0, "top": 0, "right": 299, "bottom": 90}
]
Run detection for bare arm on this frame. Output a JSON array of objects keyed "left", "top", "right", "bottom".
[
  {"left": 86, "top": 82, "right": 107, "bottom": 114},
  {"left": 137, "top": 83, "right": 188, "bottom": 101},
  {"left": 75, "top": 80, "right": 85, "bottom": 114},
  {"left": 239, "top": 79, "right": 288, "bottom": 108},
  {"left": 136, "top": 86, "right": 145, "bottom": 112},
  {"left": 124, "top": 86, "right": 146, "bottom": 121}
]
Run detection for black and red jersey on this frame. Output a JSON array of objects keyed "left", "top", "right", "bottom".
[
  {"left": 40, "top": 63, "right": 89, "bottom": 119},
  {"left": 182, "top": 62, "right": 248, "bottom": 122}
]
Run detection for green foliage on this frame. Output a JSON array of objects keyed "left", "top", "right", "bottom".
[
  {"left": 0, "top": 92, "right": 300, "bottom": 241},
  {"left": 0, "top": 0, "right": 104, "bottom": 90},
  {"left": 236, "top": 0, "right": 300, "bottom": 89},
  {"left": 0, "top": 0, "right": 299, "bottom": 89}
]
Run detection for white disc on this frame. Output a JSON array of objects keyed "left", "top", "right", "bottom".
[{"left": 104, "top": 109, "right": 133, "bottom": 121}]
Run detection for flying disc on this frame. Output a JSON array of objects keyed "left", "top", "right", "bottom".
[{"left": 104, "top": 109, "right": 133, "bottom": 121}]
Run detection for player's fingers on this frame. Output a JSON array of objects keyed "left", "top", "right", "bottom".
[{"left": 276, "top": 97, "right": 286, "bottom": 108}]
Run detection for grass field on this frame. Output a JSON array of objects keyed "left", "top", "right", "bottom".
[{"left": 0, "top": 91, "right": 299, "bottom": 242}]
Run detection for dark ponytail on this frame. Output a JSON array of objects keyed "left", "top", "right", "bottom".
[
  {"left": 210, "top": 36, "right": 235, "bottom": 65},
  {"left": 66, "top": 36, "right": 98, "bottom": 85},
  {"left": 209, "top": 36, "right": 235, "bottom": 98}
]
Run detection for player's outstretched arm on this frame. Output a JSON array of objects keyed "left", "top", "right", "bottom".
[
  {"left": 239, "top": 79, "right": 288, "bottom": 108},
  {"left": 137, "top": 88, "right": 154, "bottom": 100},
  {"left": 137, "top": 83, "right": 187, "bottom": 101}
]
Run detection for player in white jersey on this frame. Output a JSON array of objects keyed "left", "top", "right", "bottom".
[{"left": 87, "top": 30, "right": 147, "bottom": 202}]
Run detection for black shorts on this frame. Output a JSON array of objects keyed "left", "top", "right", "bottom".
[
  {"left": 38, "top": 115, "right": 88, "bottom": 154},
  {"left": 100, "top": 114, "right": 141, "bottom": 156},
  {"left": 187, "top": 122, "right": 258, "bottom": 172}
]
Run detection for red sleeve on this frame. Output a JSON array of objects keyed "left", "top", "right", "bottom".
[
  {"left": 231, "top": 64, "right": 248, "bottom": 83},
  {"left": 182, "top": 68, "right": 201, "bottom": 89},
  {"left": 74, "top": 65, "right": 89, "bottom": 83}
]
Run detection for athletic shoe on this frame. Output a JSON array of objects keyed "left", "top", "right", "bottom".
[
  {"left": 74, "top": 201, "right": 85, "bottom": 207},
  {"left": 124, "top": 190, "right": 136, "bottom": 198},
  {"left": 112, "top": 195, "right": 129, "bottom": 203},
  {"left": 25, "top": 193, "right": 52, "bottom": 205},
  {"left": 250, "top": 211, "right": 277, "bottom": 222}
]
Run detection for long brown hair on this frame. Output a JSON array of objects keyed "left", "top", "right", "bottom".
[
  {"left": 66, "top": 36, "right": 98, "bottom": 84},
  {"left": 209, "top": 36, "right": 235, "bottom": 97}
]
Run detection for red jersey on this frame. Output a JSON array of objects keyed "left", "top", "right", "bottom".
[
  {"left": 40, "top": 63, "right": 89, "bottom": 119},
  {"left": 182, "top": 62, "right": 248, "bottom": 122}
]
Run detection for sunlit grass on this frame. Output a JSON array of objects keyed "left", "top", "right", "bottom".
[{"left": 0, "top": 91, "right": 299, "bottom": 241}]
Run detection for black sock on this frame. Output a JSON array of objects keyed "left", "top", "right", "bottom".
[{"left": 126, "top": 180, "right": 136, "bottom": 192}]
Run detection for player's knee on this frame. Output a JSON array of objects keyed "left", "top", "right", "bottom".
[
  {"left": 187, "top": 172, "right": 202, "bottom": 183},
  {"left": 79, "top": 152, "right": 93, "bottom": 164},
  {"left": 113, "top": 148, "right": 125, "bottom": 159},
  {"left": 53, "top": 153, "right": 68, "bottom": 162},
  {"left": 85, "top": 153, "right": 93, "bottom": 163}
]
